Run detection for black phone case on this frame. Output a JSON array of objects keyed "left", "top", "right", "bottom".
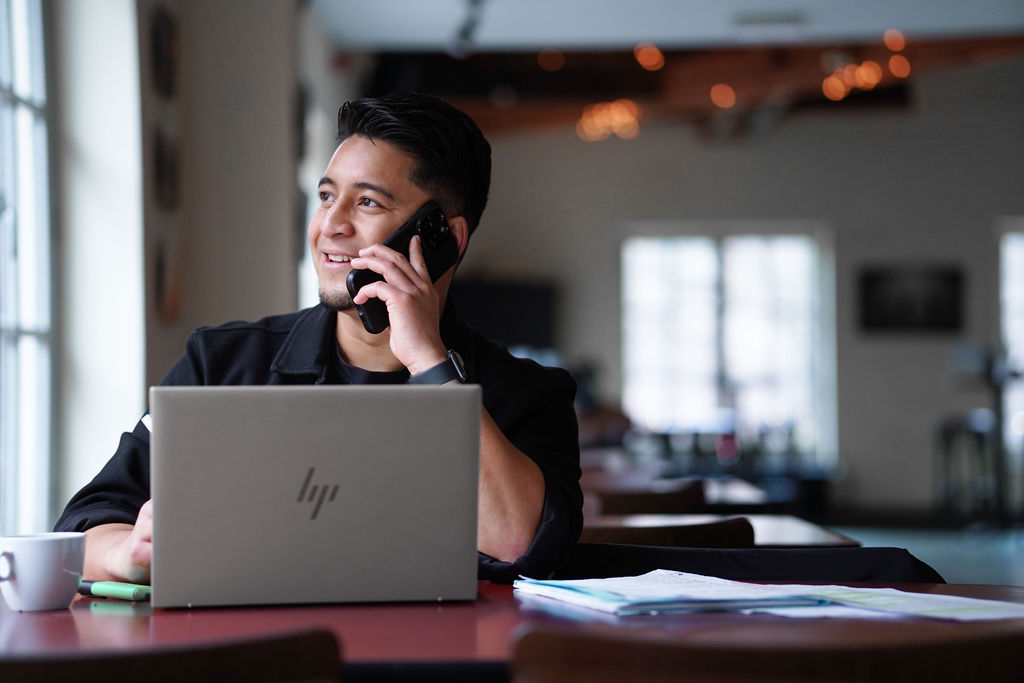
[{"left": 345, "top": 201, "right": 459, "bottom": 334}]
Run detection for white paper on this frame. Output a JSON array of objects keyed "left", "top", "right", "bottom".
[
  {"left": 514, "top": 570, "right": 827, "bottom": 615},
  {"left": 514, "top": 570, "right": 1024, "bottom": 621},
  {"left": 765, "top": 584, "right": 1024, "bottom": 621}
]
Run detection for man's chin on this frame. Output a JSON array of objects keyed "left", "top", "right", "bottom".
[{"left": 319, "top": 290, "right": 354, "bottom": 312}]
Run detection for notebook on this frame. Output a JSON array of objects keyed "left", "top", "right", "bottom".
[{"left": 148, "top": 384, "right": 481, "bottom": 608}]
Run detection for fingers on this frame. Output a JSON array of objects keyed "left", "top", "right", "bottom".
[
  {"left": 127, "top": 500, "right": 154, "bottom": 580},
  {"left": 350, "top": 237, "right": 430, "bottom": 305},
  {"left": 348, "top": 236, "right": 446, "bottom": 370}
]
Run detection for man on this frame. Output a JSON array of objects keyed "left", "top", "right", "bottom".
[{"left": 54, "top": 93, "right": 583, "bottom": 584}]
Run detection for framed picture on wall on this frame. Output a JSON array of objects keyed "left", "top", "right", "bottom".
[{"left": 858, "top": 265, "right": 964, "bottom": 333}]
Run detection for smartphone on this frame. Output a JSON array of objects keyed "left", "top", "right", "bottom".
[{"left": 345, "top": 201, "right": 459, "bottom": 334}]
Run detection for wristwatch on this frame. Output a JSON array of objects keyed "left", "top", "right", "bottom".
[{"left": 408, "top": 349, "right": 467, "bottom": 385}]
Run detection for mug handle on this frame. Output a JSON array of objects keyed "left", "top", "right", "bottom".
[{"left": 0, "top": 551, "right": 11, "bottom": 581}]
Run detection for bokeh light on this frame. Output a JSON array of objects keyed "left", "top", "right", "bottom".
[
  {"left": 889, "top": 54, "right": 911, "bottom": 78},
  {"left": 634, "top": 43, "right": 665, "bottom": 71},
  {"left": 710, "top": 83, "right": 737, "bottom": 109},
  {"left": 883, "top": 29, "right": 906, "bottom": 52}
]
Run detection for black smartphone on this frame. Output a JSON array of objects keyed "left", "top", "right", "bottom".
[{"left": 345, "top": 201, "right": 459, "bottom": 334}]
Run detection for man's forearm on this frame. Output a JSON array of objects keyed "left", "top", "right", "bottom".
[{"left": 476, "top": 408, "right": 545, "bottom": 563}]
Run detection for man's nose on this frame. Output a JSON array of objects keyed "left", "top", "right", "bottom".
[{"left": 320, "top": 203, "right": 355, "bottom": 237}]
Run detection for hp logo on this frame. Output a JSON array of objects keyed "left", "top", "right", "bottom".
[{"left": 297, "top": 467, "right": 339, "bottom": 520}]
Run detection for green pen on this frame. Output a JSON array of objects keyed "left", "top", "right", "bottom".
[{"left": 78, "top": 580, "right": 152, "bottom": 602}]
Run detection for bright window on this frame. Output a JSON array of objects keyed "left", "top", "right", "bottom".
[
  {"left": 1000, "top": 230, "right": 1024, "bottom": 463},
  {"left": 1, "top": 0, "right": 52, "bottom": 534},
  {"left": 622, "top": 232, "right": 831, "bottom": 468}
]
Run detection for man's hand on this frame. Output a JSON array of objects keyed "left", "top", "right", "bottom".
[
  {"left": 83, "top": 500, "right": 153, "bottom": 583},
  {"left": 350, "top": 235, "right": 448, "bottom": 374}
]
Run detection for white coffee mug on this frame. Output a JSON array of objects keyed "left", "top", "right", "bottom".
[{"left": 0, "top": 532, "right": 85, "bottom": 611}]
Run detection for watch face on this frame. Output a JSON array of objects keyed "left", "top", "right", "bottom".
[{"left": 448, "top": 350, "right": 467, "bottom": 382}]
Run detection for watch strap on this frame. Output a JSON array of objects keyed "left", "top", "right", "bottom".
[{"left": 408, "top": 350, "right": 466, "bottom": 384}]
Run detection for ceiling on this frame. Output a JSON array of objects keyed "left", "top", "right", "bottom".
[
  {"left": 309, "top": 0, "right": 1024, "bottom": 52},
  {"left": 308, "top": 0, "right": 1024, "bottom": 135}
]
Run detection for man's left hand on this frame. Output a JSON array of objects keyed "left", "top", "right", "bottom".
[{"left": 350, "top": 235, "right": 448, "bottom": 373}]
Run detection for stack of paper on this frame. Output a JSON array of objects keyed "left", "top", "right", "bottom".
[
  {"left": 514, "top": 570, "right": 1024, "bottom": 621},
  {"left": 513, "top": 570, "right": 826, "bottom": 615}
]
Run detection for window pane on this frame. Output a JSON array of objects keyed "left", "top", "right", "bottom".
[
  {"left": 0, "top": 0, "right": 12, "bottom": 90},
  {"left": 623, "top": 237, "right": 718, "bottom": 432},
  {"left": 0, "top": 332, "right": 16, "bottom": 528},
  {"left": 14, "top": 105, "right": 49, "bottom": 330},
  {"left": 724, "top": 235, "right": 816, "bottom": 442},
  {"left": 1, "top": 100, "right": 13, "bottom": 329},
  {"left": 15, "top": 332, "right": 49, "bottom": 531},
  {"left": 10, "top": 0, "right": 44, "bottom": 105}
]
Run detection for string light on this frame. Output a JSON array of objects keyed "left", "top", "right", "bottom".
[
  {"left": 822, "top": 74, "right": 848, "bottom": 101},
  {"left": 576, "top": 99, "right": 641, "bottom": 142},
  {"left": 823, "top": 58, "right": 888, "bottom": 102},
  {"left": 537, "top": 49, "right": 565, "bottom": 72},
  {"left": 633, "top": 43, "right": 665, "bottom": 71},
  {"left": 710, "top": 84, "right": 737, "bottom": 109},
  {"left": 889, "top": 54, "right": 911, "bottom": 78},
  {"left": 883, "top": 29, "right": 906, "bottom": 52},
  {"left": 855, "top": 60, "right": 884, "bottom": 89}
]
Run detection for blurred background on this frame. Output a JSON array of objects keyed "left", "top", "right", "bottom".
[{"left": 3, "top": 0, "right": 1024, "bottom": 579}]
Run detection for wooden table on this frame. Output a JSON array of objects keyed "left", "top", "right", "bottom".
[
  {"left": 583, "top": 514, "right": 860, "bottom": 548},
  {"left": 3, "top": 581, "right": 1023, "bottom": 681}
]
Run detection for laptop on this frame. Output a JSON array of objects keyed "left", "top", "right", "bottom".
[{"left": 149, "top": 384, "right": 481, "bottom": 608}]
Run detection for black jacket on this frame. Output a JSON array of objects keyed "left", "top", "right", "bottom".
[{"left": 54, "top": 302, "right": 583, "bottom": 583}]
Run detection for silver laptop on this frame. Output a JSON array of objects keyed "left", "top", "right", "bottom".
[{"left": 149, "top": 384, "right": 481, "bottom": 608}]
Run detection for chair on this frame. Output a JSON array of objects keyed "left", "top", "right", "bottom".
[
  {"left": 0, "top": 628, "right": 341, "bottom": 683},
  {"left": 579, "top": 516, "right": 755, "bottom": 548},
  {"left": 592, "top": 479, "right": 706, "bottom": 515},
  {"left": 511, "top": 622, "right": 1024, "bottom": 682}
]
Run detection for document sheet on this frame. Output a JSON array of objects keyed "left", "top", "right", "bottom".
[{"left": 514, "top": 570, "right": 1024, "bottom": 621}]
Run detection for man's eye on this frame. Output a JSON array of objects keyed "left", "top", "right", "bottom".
[
  {"left": 319, "top": 191, "right": 333, "bottom": 203},
  {"left": 358, "top": 197, "right": 382, "bottom": 208}
]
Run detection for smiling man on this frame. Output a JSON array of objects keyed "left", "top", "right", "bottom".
[{"left": 54, "top": 93, "right": 583, "bottom": 584}]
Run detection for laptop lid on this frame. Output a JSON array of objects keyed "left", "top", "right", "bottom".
[{"left": 149, "top": 384, "right": 481, "bottom": 608}]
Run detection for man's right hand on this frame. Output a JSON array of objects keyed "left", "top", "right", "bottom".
[{"left": 83, "top": 500, "right": 153, "bottom": 583}]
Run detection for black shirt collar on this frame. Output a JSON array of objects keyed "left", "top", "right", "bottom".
[{"left": 271, "top": 301, "right": 464, "bottom": 382}]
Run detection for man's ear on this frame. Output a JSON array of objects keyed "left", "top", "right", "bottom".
[{"left": 448, "top": 216, "right": 470, "bottom": 256}]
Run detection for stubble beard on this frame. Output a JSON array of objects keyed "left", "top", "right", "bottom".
[{"left": 319, "top": 286, "right": 354, "bottom": 312}]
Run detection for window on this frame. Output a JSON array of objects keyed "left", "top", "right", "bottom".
[
  {"left": 1, "top": 0, "right": 52, "bottom": 534},
  {"left": 1000, "top": 229, "right": 1024, "bottom": 464},
  {"left": 622, "top": 231, "right": 833, "bottom": 471}
]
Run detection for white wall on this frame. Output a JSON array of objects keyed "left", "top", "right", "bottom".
[
  {"left": 55, "top": 0, "right": 297, "bottom": 511},
  {"left": 464, "top": 56, "right": 1024, "bottom": 512},
  {"left": 144, "top": 0, "right": 298, "bottom": 386},
  {"left": 53, "top": 0, "right": 145, "bottom": 513},
  {"left": 295, "top": 5, "right": 370, "bottom": 309}
]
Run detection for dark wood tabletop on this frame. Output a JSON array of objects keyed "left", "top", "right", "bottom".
[{"left": 3, "top": 581, "right": 1024, "bottom": 666}]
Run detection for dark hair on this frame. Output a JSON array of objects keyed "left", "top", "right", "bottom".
[{"left": 336, "top": 93, "right": 491, "bottom": 235}]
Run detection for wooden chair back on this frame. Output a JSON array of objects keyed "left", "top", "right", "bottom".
[
  {"left": 0, "top": 628, "right": 341, "bottom": 682},
  {"left": 512, "top": 622, "right": 1024, "bottom": 682},
  {"left": 593, "top": 479, "right": 706, "bottom": 515},
  {"left": 579, "top": 516, "right": 754, "bottom": 548}
]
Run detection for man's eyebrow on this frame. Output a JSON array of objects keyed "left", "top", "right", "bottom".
[
  {"left": 352, "top": 181, "right": 396, "bottom": 202},
  {"left": 316, "top": 177, "right": 397, "bottom": 203}
]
